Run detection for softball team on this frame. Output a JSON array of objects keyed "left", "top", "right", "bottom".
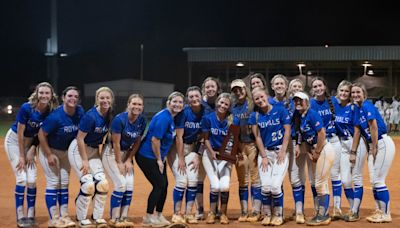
[{"left": 5, "top": 77, "right": 396, "bottom": 227}]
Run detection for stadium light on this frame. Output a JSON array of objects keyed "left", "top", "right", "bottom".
[{"left": 236, "top": 62, "right": 245, "bottom": 67}]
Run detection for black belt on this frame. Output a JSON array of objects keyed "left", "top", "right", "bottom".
[{"left": 266, "top": 146, "right": 280, "bottom": 151}]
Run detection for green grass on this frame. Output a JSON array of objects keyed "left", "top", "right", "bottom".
[{"left": 0, "top": 120, "right": 13, "bottom": 137}]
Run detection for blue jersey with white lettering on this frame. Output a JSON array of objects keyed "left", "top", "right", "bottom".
[
  {"left": 310, "top": 97, "right": 336, "bottom": 137},
  {"left": 79, "top": 107, "right": 109, "bottom": 146},
  {"left": 201, "top": 112, "right": 239, "bottom": 151},
  {"left": 41, "top": 105, "right": 85, "bottom": 150},
  {"left": 139, "top": 108, "right": 175, "bottom": 160},
  {"left": 11, "top": 102, "right": 50, "bottom": 137},
  {"left": 231, "top": 100, "right": 254, "bottom": 143},
  {"left": 299, "top": 109, "right": 324, "bottom": 145},
  {"left": 332, "top": 98, "right": 356, "bottom": 138},
  {"left": 248, "top": 105, "right": 291, "bottom": 148},
  {"left": 175, "top": 105, "right": 204, "bottom": 144},
  {"left": 201, "top": 99, "right": 215, "bottom": 115},
  {"left": 354, "top": 100, "right": 387, "bottom": 143},
  {"left": 111, "top": 112, "right": 147, "bottom": 151}
]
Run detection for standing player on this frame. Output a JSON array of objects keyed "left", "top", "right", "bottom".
[
  {"left": 167, "top": 86, "right": 204, "bottom": 224},
  {"left": 310, "top": 77, "right": 343, "bottom": 220},
  {"left": 249, "top": 87, "right": 291, "bottom": 226},
  {"left": 103, "top": 94, "right": 147, "bottom": 227},
  {"left": 4, "top": 82, "right": 58, "bottom": 227},
  {"left": 388, "top": 96, "right": 399, "bottom": 132},
  {"left": 269, "top": 74, "right": 290, "bottom": 107},
  {"left": 136, "top": 91, "right": 184, "bottom": 227},
  {"left": 202, "top": 93, "right": 237, "bottom": 225},
  {"left": 332, "top": 81, "right": 367, "bottom": 222},
  {"left": 293, "top": 91, "right": 335, "bottom": 226},
  {"left": 230, "top": 79, "right": 262, "bottom": 222},
  {"left": 350, "top": 83, "right": 395, "bottom": 223},
  {"left": 38, "top": 86, "right": 85, "bottom": 227},
  {"left": 67, "top": 87, "right": 114, "bottom": 228},
  {"left": 249, "top": 73, "right": 268, "bottom": 91}
]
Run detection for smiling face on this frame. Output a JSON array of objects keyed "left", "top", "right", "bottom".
[
  {"left": 312, "top": 79, "right": 326, "bottom": 97},
  {"left": 351, "top": 86, "right": 365, "bottom": 104},
  {"left": 187, "top": 90, "right": 202, "bottom": 108},
  {"left": 290, "top": 81, "right": 304, "bottom": 94},
  {"left": 63, "top": 89, "right": 79, "bottom": 109},
  {"left": 252, "top": 89, "right": 269, "bottom": 109},
  {"left": 271, "top": 77, "right": 287, "bottom": 97},
  {"left": 251, "top": 77, "right": 264, "bottom": 90},
  {"left": 37, "top": 86, "right": 52, "bottom": 106},
  {"left": 168, "top": 95, "right": 184, "bottom": 114},
  {"left": 293, "top": 97, "right": 308, "bottom": 113},
  {"left": 338, "top": 85, "right": 351, "bottom": 102},
  {"left": 216, "top": 97, "right": 231, "bottom": 114},
  {"left": 96, "top": 91, "right": 113, "bottom": 111},
  {"left": 232, "top": 86, "right": 246, "bottom": 101},
  {"left": 204, "top": 80, "right": 218, "bottom": 99},
  {"left": 128, "top": 97, "right": 144, "bottom": 116}
]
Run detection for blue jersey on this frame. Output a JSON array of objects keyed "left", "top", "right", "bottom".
[
  {"left": 175, "top": 105, "right": 204, "bottom": 144},
  {"left": 41, "top": 105, "right": 85, "bottom": 150},
  {"left": 299, "top": 109, "right": 324, "bottom": 145},
  {"left": 310, "top": 97, "right": 336, "bottom": 137},
  {"left": 248, "top": 105, "right": 291, "bottom": 148},
  {"left": 139, "top": 108, "right": 175, "bottom": 160},
  {"left": 231, "top": 100, "right": 254, "bottom": 143},
  {"left": 201, "top": 99, "right": 215, "bottom": 115},
  {"left": 354, "top": 100, "right": 387, "bottom": 143},
  {"left": 79, "top": 107, "right": 109, "bottom": 146},
  {"left": 332, "top": 98, "right": 356, "bottom": 138},
  {"left": 111, "top": 112, "right": 147, "bottom": 151},
  {"left": 11, "top": 102, "right": 50, "bottom": 137},
  {"left": 201, "top": 112, "right": 239, "bottom": 151}
]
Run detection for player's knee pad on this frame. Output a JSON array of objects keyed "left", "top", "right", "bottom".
[
  {"left": 94, "top": 172, "right": 109, "bottom": 193},
  {"left": 80, "top": 174, "right": 95, "bottom": 195}
]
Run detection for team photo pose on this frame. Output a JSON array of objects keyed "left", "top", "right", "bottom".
[
  {"left": 230, "top": 79, "right": 262, "bottom": 223},
  {"left": 202, "top": 93, "right": 237, "bottom": 225},
  {"left": 4, "top": 82, "right": 58, "bottom": 227},
  {"left": 136, "top": 91, "right": 184, "bottom": 227},
  {"left": 103, "top": 94, "right": 147, "bottom": 227},
  {"left": 310, "top": 77, "right": 343, "bottom": 220},
  {"left": 350, "top": 82, "right": 395, "bottom": 223},
  {"left": 293, "top": 91, "right": 335, "bottom": 226},
  {"left": 67, "top": 87, "right": 114, "bottom": 228},
  {"left": 38, "top": 86, "right": 85, "bottom": 227},
  {"left": 250, "top": 87, "right": 291, "bottom": 226},
  {"left": 167, "top": 86, "right": 204, "bottom": 224}
]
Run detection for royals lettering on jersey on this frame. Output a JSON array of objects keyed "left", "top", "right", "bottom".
[
  {"left": 201, "top": 111, "right": 239, "bottom": 151},
  {"left": 11, "top": 102, "right": 50, "bottom": 137},
  {"left": 139, "top": 108, "right": 176, "bottom": 160},
  {"left": 248, "top": 105, "right": 290, "bottom": 148},
  {"left": 41, "top": 105, "right": 84, "bottom": 150},
  {"left": 79, "top": 107, "right": 109, "bottom": 146},
  {"left": 231, "top": 100, "right": 254, "bottom": 143},
  {"left": 299, "top": 109, "right": 324, "bottom": 145},
  {"left": 332, "top": 97, "right": 356, "bottom": 138},
  {"left": 175, "top": 106, "right": 204, "bottom": 144},
  {"left": 354, "top": 100, "right": 387, "bottom": 143},
  {"left": 111, "top": 112, "right": 147, "bottom": 151},
  {"left": 310, "top": 97, "right": 336, "bottom": 136}
]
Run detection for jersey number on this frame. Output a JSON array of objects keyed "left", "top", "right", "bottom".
[{"left": 271, "top": 130, "right": 283, "bottom": 142}]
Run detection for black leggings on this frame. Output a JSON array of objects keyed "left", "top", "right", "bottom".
[{"left": 136, "top": 153, "right": 168, "bottom": 214}]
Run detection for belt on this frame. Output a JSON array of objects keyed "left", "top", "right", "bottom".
[
  {"left": 87, "top": 144, "right": 99, "bottom": 149},
  {"left": 266, "top": 146, "right": 281, "bottom": 151},
  {"left": 339, "top": 136, "right": 351, "bottom": 141}
]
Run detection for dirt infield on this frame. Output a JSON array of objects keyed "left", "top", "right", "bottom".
[{"left": 0, "top": 137, "right": 399, "bottom": 227}]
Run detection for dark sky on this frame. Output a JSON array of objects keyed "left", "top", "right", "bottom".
[{"left": 1, "top": 0, "right": 399, "bottom": 97}]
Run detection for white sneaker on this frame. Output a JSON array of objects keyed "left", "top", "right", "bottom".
[
  {"left": 142, "top": 214, "right": 164, "bottom": 228},
  {"left": 157, "top": 214, "right": 171, "bottom": 226},
  {"left": 94, "top": 218, "right": 108, "bottom": 228},
  {"left": 171, "top": 214, "right": 185, "bottom": 223},
  {"left": 77, "top": 219, "right": 95, "bottom": 228},
  {"left": 61, "top": 216, "right": 75, "bottom": 227},
  {"left": 48, "top": 216, "right": 67, "bottom": 228},
  {"left": 366, "top": 210, "right": 392, "bottom": 223}
]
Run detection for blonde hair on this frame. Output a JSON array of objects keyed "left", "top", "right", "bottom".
[
  {"left": 201, "top": 76, "right": 222, "bottom": 98},
  {"left": 230, "top": 80, "right": 254, "bottom": 113},
  {"left": 335, "top": 80, "right": 352, "bottom": 103},
  {"left": 126, "top": 93, "right": 144, "bottom": 111},
  {"left": 166, "top": 91, "right": 185, "bottom": 106},
  {"left": 270, "top": 74, "right": 289, "bottom": 98},
  {"left": 95, "top": 87, "right": 114, "bottom": 107},
  {"left": 288, "top": 79, "right": 304, "bottom": 97},
  {"left": 351, "top": 82, "right": 368, "bottom": 100},
  {"left": 28, "top": 82, "right": 59, "bottom": 112}
]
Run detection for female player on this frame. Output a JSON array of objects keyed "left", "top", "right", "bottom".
[
  {"left": 332, "top": 81, "right": 367, "bottom": 222},
  {"left": 249, "top": 73, "right": 268, "bottom": 91},
  {"left": 202, "top": 93, "right": 237, "bottom": 225},
  {"left": 67, "top": 87, "right": 114, "bottom": 228},
  {"left": 38, "top": 86, "right": 85, "bottom": 227},
  {"left": 168, "top": 86, "right": 204, "bottom": 224},
  {"left": 4, "top": 82, "right": 58, "bottom": 227},
  {"left": 230, "top": 79, "right": 262, "bottom": 222},
  {"left": 249, "top": 87, "right": 291, "bottom": 226},
  {"left": 350, "top": 82, "right": 395, "bottom": 223},
  {"left": 293, "top": 91, "right": 335, "bottom": 226},
  {"left": 310, "top": 77, "right": 343, "bottom": 220},
  {"left": 136, "top": 91, "right": 184, "bottom": 227},
  {"left": 103, "top": 94, "right": 147, "bottom": 227}
]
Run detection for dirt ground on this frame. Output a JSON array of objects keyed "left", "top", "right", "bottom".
[{"left": 0, "top": 137, "right": 399, "bottom": 227}]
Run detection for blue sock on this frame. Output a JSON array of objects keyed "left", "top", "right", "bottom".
[
  {"left": 375, "top": 186, "right": 390, "bottom": 214},
  {"left": 15, "top": 185, "right": 25, "bottom": 219},
  {"left": 353, "top": 186, "right": 363, "bottom": 213},
  {"left": 261, "top": 191, "right": 272, "bottom": 216},
  {"left": 252, "top": 186, "right": 262, "bottom": 202},
  {"left": 318, "top": 194, "right": 330, "bottom": 216},
  {"left": 344, "top": 188, "right": 354, "bottom": 209},
  {"left": 45, "top": 189, "right": 58, "bottom": 219},
  {"left": 27, "top": 187, "right": 36, "bottom": 217},
  {"left": 196, "top": 183, "right": 204, "bottom": 213},
  {"left": 209, "top": 191, "right": 219, "bottom": 213},
  {"left": 239, "top": 187, "right": 249, "bottom": 201},
  {"left": 332, "top": 180, "right": 342, "bottom": 208},
  {"left": 292, "top": 185, "right": 304, "bottom": 213},
  {"left": 110, "top": 191, "right": 124, "bottom": 217},
  {"left": 272, "top": 192, "right": 284, "bottom": 208},
  {"left": 121, "top": 190, "right": 133, "bottom": 208},
  {"left": 186, "top": 187, "right": 197, "bottom": 204},
  {"left": 58, "top": 188, "right": 68, "bottom": 207},
  {"left": 173, "top": 187, "right": 185, "bottom": 214}
]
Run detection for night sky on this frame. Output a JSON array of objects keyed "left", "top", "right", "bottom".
[{"left": 1, "top": 0, "right": 399, "bottom": 97}]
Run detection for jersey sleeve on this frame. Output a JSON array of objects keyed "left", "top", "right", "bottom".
[
  {"left": 79, "top": 112, "right": 95, "bottom": 133},
  {"left": 139, "top": 116, "right": 147, "bottom": 135},
  {"left": 310, "top": 111, "right": 324, "bottom": 132},
  {"left": 364, "top": 102, "right": 377, "bottom": 122},
  {"left": 248, "top": 111, "right": 257, "bottom": 125},
  {"left": 281, "top": 108, "right": 291, "bottom": 125},
  {"left": 201, "top": 115, "right": 211, "bottom": 133},
  {"left": 40, "top": 113, "right": 58, "bottom": 134},
  {"left": 232, "top": 115, "right": 240, "bottom": 126},
  {"left": 174, "top": 111, "right": 185, "bottom": 129},
  {"left": 111, "top": 115, "right": 124, "bottom": 134},
  {"left": 16, "top": 103, "right": 30, "bottom": 125},
  {"left": 152, "top": 113, "right": 170, "bottom": 139}
]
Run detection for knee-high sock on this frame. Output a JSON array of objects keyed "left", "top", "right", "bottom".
[
  {"left": 292, "top": 185, "right": 304, "bottom": 214},
  {"left": 261, "top": 191, "right": 272, "bottom": 216},
  {"left": 185, "top": 187, "right": 197, "bottom": 215},
  {"left": 58, "top": 188, "right": 69, "bottom": 217},
  {"left": 121, "top": 190, "right": 133, "bottom": 218},
  {"left": 15, "top": 185, "right": 25, "bottom": 220},
  {"left": 220, "top": 192, "right": 230, "bottom": 214},
  {"left": 45, "top": 189, "right": 58, "bottom": 219},
  {"left": 27, "top": 187, "right": 36, "bottom": 218},
  {"left": 353, "top": 186, "right": 363, "bottom": 213},
  {"left": 375, "top": 186, "right": 390, "bottom": 214},
  {"left": 173, "top": 187, "right": 185, "bottom": 214},
  {"left": 252, "top": 185, "right": 262, "bottom": 213},
  {"left": 209, "top": 191, "right": 219, "bottom": 214},
  {"left": 318, "top": 194, "right": 330, "bottom": 216},
  {"left": 110, "top": 191, "right": 124, "bottom": 219},
  {"left": 311, "top": 186, "right": 319, "bottom": 213},
  {"left": 344, "top": 188, "right": 354, "bottom": 212},
  {"left": 332, "top": 180, "right": 342, "bottom": 209},
  {"left": 239, "top": 187, "right": 248, "bottom": 214},
  {"left": 272, "top": 192, "right": 284, "bottom": 217},
  {"left": 195, "top": 183, "right": 204, "bottom": 215}
]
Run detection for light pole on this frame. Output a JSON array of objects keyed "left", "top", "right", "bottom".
[
  {"left": 140, "top": 44, "right": 144, "bottom": 80},
  {"left": 362, "top": 62, "right": 372, "bottom": 76},
  {"left": 297, "top": 63, "right": 306, "bottom": 88}
]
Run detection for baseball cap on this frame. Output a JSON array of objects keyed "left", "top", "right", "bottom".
[
  {"left": 230, "top": 79, "right": 246, "bottom": 90},
  {"left": 293, "top": 91, "right": 309, "bottom": 101}
]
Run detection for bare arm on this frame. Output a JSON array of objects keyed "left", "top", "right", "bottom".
[
  {"left": 203, "top": 132, "right": 216, "bottom": 160},
  {"left": 315, "top": 127, "right": 326, "bottom": 154},
  {"left": 175, "top": 128, "right": 186, "bottom": 174},
  {"left": 368, "top": 119, "right": 379, "bottom": 159},
  {"left": 38, "top": 128, "right": 57, "bottom": 166}
]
